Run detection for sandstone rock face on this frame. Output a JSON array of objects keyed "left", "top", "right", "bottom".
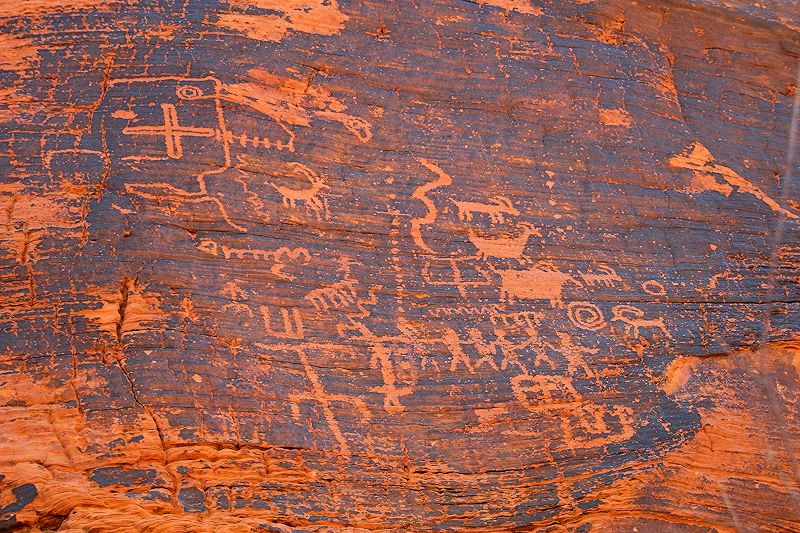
[{"left": 1, "top": 1, "right": 799, "bottom": 531}]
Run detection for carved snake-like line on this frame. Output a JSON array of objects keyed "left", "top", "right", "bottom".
[{"left": 410, "top": 158, "right": 452, "bottom": 253}]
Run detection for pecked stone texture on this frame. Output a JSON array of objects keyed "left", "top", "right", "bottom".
[{"left": 0, "top": 0, "right": 799, "bottom": 531}]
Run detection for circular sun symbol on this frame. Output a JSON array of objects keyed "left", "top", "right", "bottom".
[{"left": 177, "top": 85, "right": 204, "bottom": 100}]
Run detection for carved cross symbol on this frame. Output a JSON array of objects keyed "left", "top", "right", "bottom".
[{"left": 122, "top": 103, "right": 216, "bottom": 159}]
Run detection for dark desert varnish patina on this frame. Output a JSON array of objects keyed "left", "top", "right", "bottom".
[{"left": 1, "top": 0, "right": 799, "bottom": 531}]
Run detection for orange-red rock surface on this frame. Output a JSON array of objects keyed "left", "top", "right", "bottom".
[{"left": 1, "top": 0, "right": 799, "bottom": 531}]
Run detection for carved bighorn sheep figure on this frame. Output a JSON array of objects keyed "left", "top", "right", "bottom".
[
  {"left": 468, "top": 222, "right": 541, "bottom": 261},
  {"left": 271, "top": 162, "right": 330, "bottom": 220},
  {"left": 610, "top": 304, "right": 672, "bottom": 340},
  {"left": 453, "top": 195, "right": 519, "bottom": 224}
]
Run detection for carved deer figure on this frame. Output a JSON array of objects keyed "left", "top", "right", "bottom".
[
  {"left": 468, "top": 222, "right": 541, "bottom": 261},
  {"left": 452, "top": 195, "right": 519, "bottom": 224},
  {"left": 610, "top": 304, "right": 672, "bottom": 340},
  {"left": 271, "top": 162, "right": 329, "bottom": 220}
]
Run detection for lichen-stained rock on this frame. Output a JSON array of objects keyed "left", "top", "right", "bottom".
[{"left": 0, "top": 0, "right": 799, "bottom": 531}]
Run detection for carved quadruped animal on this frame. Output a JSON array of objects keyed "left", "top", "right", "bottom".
[
  {"left": 306, "top": 279, "right": 357, "bottom": 311},
  {"left": 453, "top": 195, "right": 520, "bottom": 224},
  {"left": 490, "top": 263, "right": 581, "bottom": 307},
  {"left": 610, "top": 304, "right": 672, "bottom": 340},
  {"left": 578, "top": 265, "right": 622, "bottom": 288},
  {"left": 306, "top": 260, "right": 359, "bottom": 311},
  {"left": 468, "top": 221, "right": 541, "bottom": 262},
  {"left": 271, "top": 162, "right": 330, "bottom": 221}
]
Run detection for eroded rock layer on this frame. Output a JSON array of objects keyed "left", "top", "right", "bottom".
[{"left": 1, "top": 0, "right": 799, "bottom": 531}]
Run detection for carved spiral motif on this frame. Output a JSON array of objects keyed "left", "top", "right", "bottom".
[{"left": 567, "top": 301, "right": 607, "bottom": 331}]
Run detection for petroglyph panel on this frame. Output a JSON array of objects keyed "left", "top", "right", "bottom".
[{"left": 1, "top": 0, "right": 799, "bottom": 531}]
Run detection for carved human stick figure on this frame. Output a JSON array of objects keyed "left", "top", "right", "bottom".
[
  {"left": 255, "top": 341, "right": 370, "bottom": 458},
  {"left": 282, "top": 346, "right": 371, "bottom": 457},
  {"left": 442, "top": 327, "right": 475, "bottom": 373},
  {"left": 344, "top": 321, "right": 413, "bottom": 414}
]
